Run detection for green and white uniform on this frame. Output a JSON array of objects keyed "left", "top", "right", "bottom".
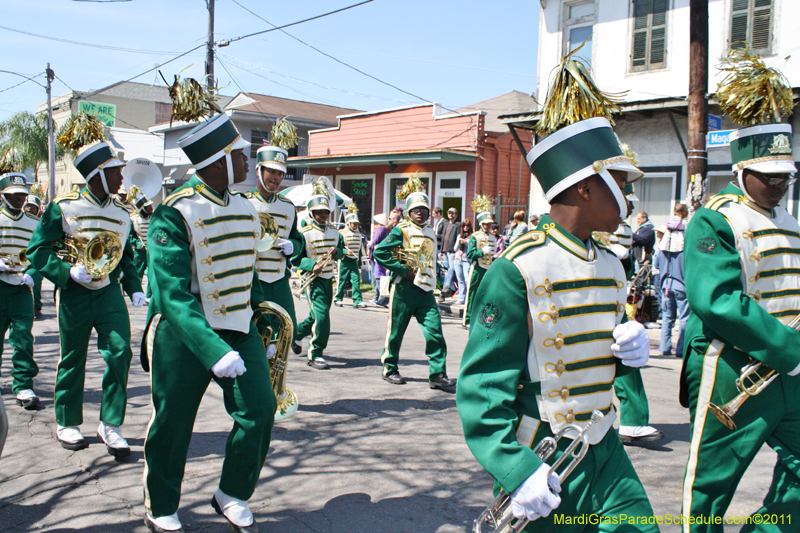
[
  {"left": 457, "top": 216, "right": 657, "bottom": 532},
  {"left": 248, "top": 189, "right": 303, "bottom": 342},
  {"left": 681, "top": 183, "right": 800, "bottom": 531},
  {"left": 335, "top": 225, "right": 364, "bottom": 307},
  {"left": 130, "top": 212, "right": 150, "bottom": 298},
  {"left": 463, "top": 228, "right": 496, "bottom": 327},
  {"left": 27, "top": 188, "right": 141, "bottom": 427},
  {"left": 142, "top": 176, "right": 275, "bottom": 518},
  {"left": 292, "top": 220, "right": 345, "bottom": 360},
  {"left": 374, "top": 218, "right": 448, "bottom": 380},
  {"left": 0, "top": 207, "right": 41, "bottom": 394}
]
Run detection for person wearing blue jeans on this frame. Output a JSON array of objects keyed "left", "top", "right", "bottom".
[{"left": 655, "top": 247, "right": 689, "bottom": 356}]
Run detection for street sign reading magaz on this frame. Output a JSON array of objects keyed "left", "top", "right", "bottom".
[{"left": 707, "top": 129, "right": 735, "bottom": 148}]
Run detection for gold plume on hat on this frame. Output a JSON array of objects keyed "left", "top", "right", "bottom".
[
  {"left": 347, "top": 202, "right": 359, "bottom": 215},
  {"left": 30, "top": 181, "right": 45, "bottom": 199},
  {"left": 312, "top": 178, "right": 331, "bottom": 198},
  {"left": 271, "top": 116, "right": 299, "bottom": 150},
  {"left": 167, "top": 71, "right": 222, "bottom": 123},
  {"left": 0, "top": 147, "right": 22, "bottom": 174},
  {"left": 536, "top": 40, "right": 626, "bottom": 136},
  {"left": 396, "top": 172, "right": 425, "bottom": 200},
  {"left": 471, "top": 194, "right": 493, "bottom": 214},
  {"left": 56, "top": 111, "right": 106, "bottom": 151},
  {"left": 617, "top": 137, "right": 641, "bottom": 167},
  {"left": 716, "top": 45, "right": 794, "bottom": 126}
]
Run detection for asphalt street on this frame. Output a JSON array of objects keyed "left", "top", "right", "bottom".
[{"left": 0, "top": 280, "right": 780, "bottom": 532}]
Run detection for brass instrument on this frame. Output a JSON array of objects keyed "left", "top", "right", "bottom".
[
  {"left": 294, "top": 254, "right": 335, "bottom": 297},
  {"left": 0, "top": 249, "right": 28, "bottom": 267},
  {"left": 258, "top": 212, "right": 279, "bottom": 252},
  {"left": 54, "top": 231, "right": 123, "bottom": 278},
  {"left": 253, "top": 301, "right": 298, "bottom": 421},
  {"left": 708, "top": 314, "right": 800, "bottom": 430},
  {"left": 473, "top": 410, "right": 604, "bottom": 533},
  {"left": 391, "top": 239, "right": 435, "bottom": 272}
]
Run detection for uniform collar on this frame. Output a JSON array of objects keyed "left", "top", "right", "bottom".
[
  {"left": 81, "top": 187, "right": 113, "bottom": 208},
  {"left": 253, "top": 189, "right": 276, "bottom": 204},
  {"left": 538, "top": 214, "right": 596, "bottom": 261},
  {"left": 190, "top": 176, "right": 229, "bottom": 206},
  {"left": 405, "top": 218, "right": 429, "bottom": 231},
  {"left": 722, "top": 182, "right": 776, "bottom": 218},
  {"left": 0, "top": 206, "right": 22, "bottom": 220}
]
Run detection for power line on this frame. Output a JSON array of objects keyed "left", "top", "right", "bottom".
[
  {"left": 0, "top": 24, "right": 178, "bottom": 55},
  {"left": 0, "top": 72, "right": 45, "bottom": 94},
  {"left": 0, "top": 70, "right": 46, "bottom": 89}
]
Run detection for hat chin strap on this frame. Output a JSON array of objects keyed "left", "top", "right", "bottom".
[
  {"left": 96, "top": 169, "right": 111, "bottom": 196},
  {"left": 737, "top": 169, "right": 758, "bottom": 204},
  {"left": 1, "top": 194, "right": 15, "bottom": 211},
  {"left": 225, "top": 153, "right": 235, "bottom": 187},
  {"left": 598, "top": 169, "right": 628, "bottom": 219}
]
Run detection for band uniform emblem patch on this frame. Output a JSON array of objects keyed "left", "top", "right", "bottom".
[
  {"left": 697, "top": 237, "right": 716, "bottom": 254},
  {"left": 479, "top": 303, "right": 501, "bottom": 329},
  {"left": 152, "top": 228, "right": 171, "bottom": 247},
  {"left": 769, "top": 134, "right": 792, "bottom": 154}
]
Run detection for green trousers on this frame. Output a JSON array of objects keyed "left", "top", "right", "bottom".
[
  {"left": 133, "top": 247, "right": 151, "bottom": 300},
  {"left": 32, "top": 278, "right": 42, "bottom": 312},
  {"left": 0, "top": 283, "right": 37, "bottom": 393},
  {"left": 297, "top": 276, "right": 333, "bottom": 360},
  {"left": 682, "top": 342, "right": 800, "bottom": 533},
  {"left": 258, "top": 277, "right": 297, "bottom": 343},
  {"left": 513, "top": 425, "right": 657, "bottom": 533},
  {"left": 335, "top": 259, "right": 362, "bottom": 306},
  {"left": 143, "top": 318, "right": 275, "bottom": 518},
  {"left": 55, "top": 281, "right": 132, "bottom": 427},
  {"left": 380, "top": 279, "right": 447, "bottom": 380},
  {"left": 615, "top": 368, "right": 650, "bottom": 427},
  {"left": 463, "top": 264, "right": 487, "bottom": 327}
]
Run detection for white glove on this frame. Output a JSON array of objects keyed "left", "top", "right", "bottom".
[
  {"left": 132, "top": 292, "right": 146, "bottom": 307},
  {"left": 610, "top": 244, "right": 629, "bottom": 260},
  {"left": 510, "top": 463, "right": 562, "bottom": 521},
  {"left": 70, "top": 264, "right": 93, "bottom": 284},
  {"left": 276, "top": 238, "right": 294, "bottom": 256},
  {"left": 481, "top": 245, "right": 492, "bottom": 255},
  {"left": 266, "top": 344, "right": 277, "bottom": 360},
  {"left": 211, "top": 350, "right": 247, "bottom": 378},
  {"left": 21, "top": 274, "right": 34, "bottom": 287},
  {"left": 611, "top": 321, "right": 650, "bottom": 367},
  {"left": 0, "top": 258, "right": 11, "bottom": 272}
]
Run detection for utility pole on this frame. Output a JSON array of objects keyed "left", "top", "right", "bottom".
[
  {"left": 46, "top": 63, "right": 56, "bottom": 201},
  {"left": 206, "top": 0, "right": 215, "bottom": 90},
  {"left": 687, "top": 0, "right": 709, "bottom": 215}
]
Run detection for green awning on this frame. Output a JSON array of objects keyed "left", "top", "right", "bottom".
[{"left": 287, "top": 149, "right": 478, "bottom": 168}]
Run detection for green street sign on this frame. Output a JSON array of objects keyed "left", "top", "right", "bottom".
[{"left": 78, "top": 101, "right": 116, "bottom": 127}]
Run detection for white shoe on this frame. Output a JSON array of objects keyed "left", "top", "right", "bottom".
[
  {"left": 212, "top": 489, "right": 255, "bottom": 528},
  {"left": 57, "top": 425, "right": 88, "bottom": 451},
  {"left": 15, "top": 389, "right": 39, "bottom": 410},
  {"left": 618, "top": 425, "right": 665, "bottom": 444},
  {"left": 145, "top": 512, "right": 183, "bottom": 532},
  {"left": 97, "top": 421, "right": 131, "bottom": 457}
]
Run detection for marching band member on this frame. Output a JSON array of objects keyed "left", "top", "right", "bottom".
[
  {"left": 292, "top": 183, "right": 345, "bottom": 369},
  {"left": 141, "top": 113, "right": 275, "bottom": 533},
  {"left": 0, "top": 173, "right": 42, "bottom": 409},
  {"left": 334, "top": 204, "right": 367, "bottom": 309},
  {"left": 681, "top": 54, "right": 800, "bottom": 529},
  {"left": 248, "top": 146, "right": 303, "bottom": 355},
  {"left": 27, "top": 141, "right": 145, "bottom": 454},
  {"left": 129, "top": 189, "right": 154, "bottom": 302},
  {"left": 23, "top": 192, "right": 44, "bottom": 319},
  {"left": 462, "top": 196, "right": 496, "bottom": 328},
  {"left": 373, "top": 175, "right": 453, "bottom": 389},
  {"left": 457, "top": 54, "right": 658, "bottom": 530}
]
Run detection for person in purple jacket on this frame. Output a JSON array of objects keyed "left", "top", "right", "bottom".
[{"left": 369, "top": 210, "right": 402, "bottom": 306}]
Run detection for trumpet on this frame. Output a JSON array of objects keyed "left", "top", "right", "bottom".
[
  {"left": 253, "top": 301, "right": 298, "bottom": 421},
  {"left": 294, "top": 254, "right": 335, "bottom": 297},
  {"left": 0, "top": 249, "right": 28, "bottom": 267},
  {"left": 708, "top": 314, "right": 800, "bottom": 430},
  {"left": 391, "top": 239, "right": 435, "bottom": 272},
  {"left": 54, "top": 231, "right": 123, "bottom": 278},
  {"left": 258, "top": 212, "right": 280, "bottom": 252},
  {"left": 473, "top": 410, "right": 604, "bottom": 533}
]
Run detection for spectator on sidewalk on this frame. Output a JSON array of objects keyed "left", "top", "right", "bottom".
[
  {"left": 632, "top": 211, "right": 655, "bottom": 260},
  {"left": 369, "top": 210, "right": 401, "bottom": 306},
  {"left": 508, "top": 210, "right": 528, "bottom": 244},
  {"left": 656, "top": 204, "right": 689, "bottom": 357},
  {"left": 454, "top": 219, "right": 473, "bottom": 305},
  {"left": 439, "top": 207, "right": 462, "bottom": 301}
]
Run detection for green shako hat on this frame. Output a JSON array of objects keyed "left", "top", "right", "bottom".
[
  {"left": 307, "top": 179, "right": 332, "bottom": 212},
  {"left": 177, "top": 113, "right": 250, "bottom": 186},
  {"left": 729, "top": 124, "right": 795, "bottom": 174},
  {"left": 0, "top": 173, "right": 30, "bottom": 196},
  {"left": 73, "top": 142, "right": 125, "bottom": 181},
  {"left": 345, "top": 203, "right": 360, "bottom": 223},
  {"left": 256, "top": 146, "right": 288, "bottom": 173},
  {"left": 397, "top": 173, "right": 429, "bottom": 212},
  {"left": 472, "top": 194, "right": 494, "bottom": 225}
]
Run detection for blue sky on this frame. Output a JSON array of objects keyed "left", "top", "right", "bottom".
[{"left": 0, "top": 0, "right": 539, "bottom": 121}]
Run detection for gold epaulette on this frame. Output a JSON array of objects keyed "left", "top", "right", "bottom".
[
  {"left": 705, "top": 193, "right": 740, "bottom": 212},
  {"left": 112, "top": 196, "right": 129, "bottom": 210},
  {"left": 275, "top": 194, "right": 294, "bottom": 205},
  {"left": 501, "top": 230, "right": 546, "bottom": 260},
  {"left": 230, "top": 189, "right": 246, "bottom": 197},
  {"left": 243, "top": 191, "right": 254, "bottom": 199},
  {"left": 592, "top": 236, "right": 612, "bottom": 252},
  {"left": 163, "top": 186, "right": 196, "bottom": 207},
  {"left": 53, "top": 192, "right": 80, "bottom": 204}
]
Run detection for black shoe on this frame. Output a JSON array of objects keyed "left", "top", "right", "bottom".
[
  {"left": 291, "top": 342, "right": 302, "bottom": 355},
  {"left": 34, "top": 309, "right": 43, "bottom": 319},
  {"left": 429, "top": 374, "right": 456, "bottom": 390},
  {"left": 382, "top": 371, "right": 406, "bottom": 385},
  {"left": 211, "top": 495, "right": 261, "bottom": 533},
  {"left": 307, "top": 358, "right": 330, "bottom": 370},
  {"left": 145, "top": 516, "right": 184, "bottom": 533}
]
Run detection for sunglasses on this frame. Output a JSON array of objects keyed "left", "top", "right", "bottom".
[{"left": 752, "top": 172, "right": 797, "bottom": 187}]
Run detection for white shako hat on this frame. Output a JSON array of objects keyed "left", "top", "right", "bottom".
[{"left": 256, "top": 146, "right": 288, "bottom": 173}]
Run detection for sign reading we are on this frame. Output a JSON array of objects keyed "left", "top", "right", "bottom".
[{"left": 78, "top": 101, "right": 116, "bottom": 127}]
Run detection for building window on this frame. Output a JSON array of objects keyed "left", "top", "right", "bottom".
[
  {"left": 729, "top": 0, "right": 773, "bottom": 54},
  {"left": 250, "top": 129, "right": 269, "bottom": 159},
  {"left": 563, "top": 1, "right": 595, "bottom": 67},
  {"left": 631, "top": 0, "right": 668, "bottom": 72}
]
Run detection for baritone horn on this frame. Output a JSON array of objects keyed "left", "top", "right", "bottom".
[
  {"left": 0, "top": 249, "right": 28, "bottom": 267},
  {"left": 708, "top": 313, "right": 800, "bottom": 430},
  {"left": 294, "top": 254, "right": 334, "bottom": 297},
  {"left": 54, "top": 231, "right": 123, "bottom": 278},
  {"left": 473, "top": 410, "right": 604, "bottom": 533},
  {"left": 253, "top": 301, "right": 298, "bottom": 421},
  {"left": 258, "top": 212, "right": 279, "bottom": 252},
  {"left": 391, "top": 238, "right": 435, "bottom": 271}
]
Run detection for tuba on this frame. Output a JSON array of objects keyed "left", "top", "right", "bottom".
[
  {"left": 391, "top": 238, "right": 435, "bottom": 272},
  {"left": 54, "top": 231, "right": 123, "bottom": 278},
  {"left": 707, "top": 313, "right": 800, "bottom": 430},
  {"left": 253, "top": 301, "right": 298, "bottom": 421},
  {"left": 258, "top": 212, "right": 279, "bottom": 252},
  {"left": 473, "top": 411, "right": 604, "bottom": 533}
]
